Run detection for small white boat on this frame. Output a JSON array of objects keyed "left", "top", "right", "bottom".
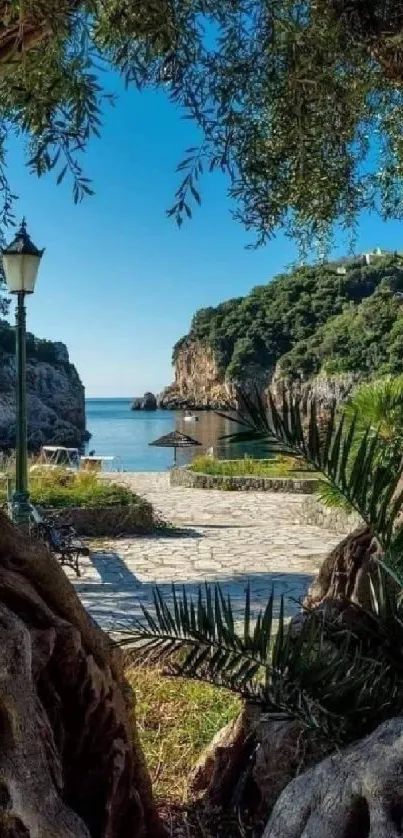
[{"left": 184, "top": 413, "right": 199, "bottom": 422}]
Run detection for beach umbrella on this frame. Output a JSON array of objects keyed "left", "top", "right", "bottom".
[{"left": 149, "top": 429, "right": 202, "bottom": 465}]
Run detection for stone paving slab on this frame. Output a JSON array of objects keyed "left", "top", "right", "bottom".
[{"left": 67, "top": 473, "right": 342, "bottom": 631}]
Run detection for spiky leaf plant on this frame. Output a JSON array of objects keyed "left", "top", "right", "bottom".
[
  {"left": 118, "top": 581, "right": 402, "bottom": 746},
  {"left": 344, "top": 376, "right": 403, "bottom": 456},
  {"left": 219, "top": 389, "right": 403, "bottom": 560}
]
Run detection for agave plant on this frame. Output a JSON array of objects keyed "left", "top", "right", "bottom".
[{"left": 118, "top": 388, "right": 403, "bottom": 745}]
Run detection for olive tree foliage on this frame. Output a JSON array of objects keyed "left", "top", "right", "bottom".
[{"left": 3, "top": 1, "right": 403, "bottom": 247}]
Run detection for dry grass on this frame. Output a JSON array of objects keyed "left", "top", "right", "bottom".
[{"left": 127, "top": 665, "right": 240, "bottom": 804}]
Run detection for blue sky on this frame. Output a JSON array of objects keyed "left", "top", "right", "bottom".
[{"left": 5, "top": 70, "right": 403, "bottom": 397}]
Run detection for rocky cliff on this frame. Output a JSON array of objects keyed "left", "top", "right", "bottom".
[
  {"left": 0, "top": 325, "right": 86, "bottom": 450},
  {"left": 159, "top": 339, "right": 357, "bottom": 410},
  {"left": 159, "top": 341, "right": 234, "bottom": 409}
]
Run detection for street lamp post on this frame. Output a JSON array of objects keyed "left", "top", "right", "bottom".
[{"left": 2, "top": 219, "right": 44, "bottom": 525}]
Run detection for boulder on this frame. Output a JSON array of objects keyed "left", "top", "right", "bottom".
[{"left": 131, "top": 398, "right": 143, "bottom": 411}]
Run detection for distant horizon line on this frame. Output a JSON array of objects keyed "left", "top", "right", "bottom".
[
  {"left": 86, "top": 396, "right": 142, "bottom": 400},
  {"left": 85, "top": 396, "right": 168, "bottom": 401}
]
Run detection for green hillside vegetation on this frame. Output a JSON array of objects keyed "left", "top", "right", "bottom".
[
  {"left": 0, "top": 319, "right": 68, "bottom": 366},
  {"left": 0, "top": 283, "right": 67, "bottom": 366},
  {"left": 174, "top": 253, "right": 403, "bottom": 383}
]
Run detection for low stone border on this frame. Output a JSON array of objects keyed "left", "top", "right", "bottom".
[
  {"left": 41, "top": 502, "right": 154, "bottom": 537},
  {"left": 298, "top": 496, "right": 362, "bottom": 535},
  {"left": 170, "top": 466, "right": 320, "bottom": 493}
]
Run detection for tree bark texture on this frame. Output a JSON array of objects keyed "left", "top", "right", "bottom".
[
  {"left": 0, "top": 511, "right": 162, "bottom": 838},
  {"left": 263, "top": 716, "right": 403, "bottom": 838},
  {"left": 303, "top": 525, "right": 387, "bottom": 611},
  {"left": 188, "top": 708, "right": 258, "bottom": 807}
]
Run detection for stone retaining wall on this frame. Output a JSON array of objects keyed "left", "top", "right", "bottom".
[
  {"left": 298, "top": 496, "right": 362, "bottom": 535},
  {"left": 170, "top": 468, "right": 362, "bottom": 533},
  {"left": 170, "top": 467, "right": 319, "bottom": 494},
  {"left": 42, "top": 502, "right": 154, "bottom": 537}
]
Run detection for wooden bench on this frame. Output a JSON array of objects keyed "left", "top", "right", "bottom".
[{"left": 29, "top": 506, "right": 90, "bottom": 577}]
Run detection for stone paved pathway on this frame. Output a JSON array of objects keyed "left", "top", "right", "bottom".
[{"left": 68, "top": 473, "right": 341, "bottom": 631}]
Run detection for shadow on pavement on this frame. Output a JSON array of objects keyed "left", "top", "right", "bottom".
[{"left": 74, "top": 549, "right": 314, "bottom": 632}]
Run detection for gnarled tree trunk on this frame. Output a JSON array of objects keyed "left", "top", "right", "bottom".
[
  {"left": 260, "top": 527, "right": 403, "bottom": 837},
  {"left": 187, "top": 528, "right": 385, "bottom": 820},
  {"left": 0, "top": 512, "right": 162, "bottom": 838},
  {"left": 263, "top": 716, "right": 403, "bottom": 838},
  {"left": 303, "top": 525, "right": 388, "bottom": 611}
]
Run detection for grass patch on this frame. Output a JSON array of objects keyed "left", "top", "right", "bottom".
[
  {"left": 127, "top": 666, "right": 240, "bottom": 803},
  {"left": 0, "top": 468, "right": 148, "bottom": 510},
  {"left": 189, "top": 454, "right": 315, "bottom": 479}
]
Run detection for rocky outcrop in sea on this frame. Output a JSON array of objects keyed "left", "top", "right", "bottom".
[
  {"left": 131, "top": 392, "right": 157, "bottom": 411},
  {"left": 0, "top": 327, "right": 87, "bottom": 450}
]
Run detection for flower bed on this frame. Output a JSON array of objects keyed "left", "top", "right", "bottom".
[{"left": 189, "top": 454, "right": 312, "bottom": 479}]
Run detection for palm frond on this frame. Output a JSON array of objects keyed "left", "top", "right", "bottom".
[
  {"left": 219, "top": 387, "right": 403, "bottom": 558},
  {"left": 316, "top": 480, "right": 354, "bottom": 512},
  {"left": 120, "top": 583, "right": 275, "bottom": 696},
  {"left": 344, "top": 376, "right": 403, "bottom": 448},
  {"left": 117, "top": 582, "right": 400, "bottom": 743}
]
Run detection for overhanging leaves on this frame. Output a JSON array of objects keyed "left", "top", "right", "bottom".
[{"left": 3, "top": 2, "right": 403, "bottom": 246}]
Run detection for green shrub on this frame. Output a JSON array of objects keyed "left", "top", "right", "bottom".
[
  {"left": 0, "top": 468, "right": 148, "bottom": 510},
  {"left": 189, "top": 454, "right": 311, "bottom": 478},
  {"left": 35, "top": 471, "right": 143, "bottom": 509},
  {"left": 31, "top": 481, "right": 140, "bottom": 509},
  {"left": 0, "top": 324, "right": 15, "bottom": 353}
]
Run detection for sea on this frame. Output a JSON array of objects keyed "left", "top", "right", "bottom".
[{"left": 85, "top": 398, "right": 266, "bottom": 472}]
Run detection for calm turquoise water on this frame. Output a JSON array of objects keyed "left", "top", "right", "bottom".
[{"left": 85, "top": 399, "right": 266, "bottom": 472}]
